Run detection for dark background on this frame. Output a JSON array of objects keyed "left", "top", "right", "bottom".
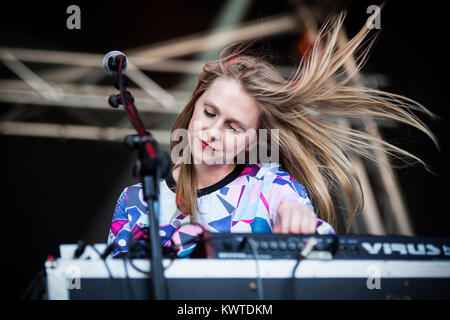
[{"left": 0, "top": 0, "right": 449, "bottom": 299}]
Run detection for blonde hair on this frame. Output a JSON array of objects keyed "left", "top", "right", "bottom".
[{"left": 169, "top": 11, "right": 437, "bottom": 232}]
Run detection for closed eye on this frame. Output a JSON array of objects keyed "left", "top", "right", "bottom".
[
  {"left": 204, "top": 108, "right": 243, "bottom": 133},
  {"left": 204, "top": 109, "right": 215, "bottom": 117}
]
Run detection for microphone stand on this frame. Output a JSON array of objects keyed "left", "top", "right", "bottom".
[{"left": 107, "top": 56, "right": 171, "bottom": 300}]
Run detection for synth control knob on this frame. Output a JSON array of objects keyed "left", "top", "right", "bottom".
[
  {"left": 269, "top": 241, "right": 278, "bottom": 250},
  {"left": 259, "top": 241, "right": 268, "bottom": 250},
  {"left": 278, "top": 241, "right": 287, "bottom": 250},
  {"left": 287, "top": 242, "right": 297, "bottom": 250}
]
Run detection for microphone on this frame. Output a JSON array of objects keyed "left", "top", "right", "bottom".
[{"left": 103, "top": 50, "right": 128, "bottom": 75}]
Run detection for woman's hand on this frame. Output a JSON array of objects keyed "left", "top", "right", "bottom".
[{"left": 273, "top": 201, "right": 317, "bottom": 234}]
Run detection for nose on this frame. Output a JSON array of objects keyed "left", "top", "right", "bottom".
[
  {"left": 207, "top": 130, "right": 218, "bottom": 143},
  {"left": 206, "top": 125, "right": 221, "bottom": 143}
]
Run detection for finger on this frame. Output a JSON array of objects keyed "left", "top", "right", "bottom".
[
  {"left": 273, "top": 204, "right": 283, "bottom": 233},
  {"left": 274, "top": 202, "right": 291, "bottom": 233},
  {"left": 309, "top": 215, "right": 318, "bottom": 234},
  {"left": 282, "top": 208, "right": 293, "bottom": 233},
  {"left": 293, "top": 208, "right": 310, "bottom": 234},
  {"left": 300, "top": 212, "right": 317, "bottom": 234},
  {"left": 289, "top": 208, "right": 302, "bottom": 234},
  {"left": 287, "top": 204, "right": 314, "bottom": 234},
  {"left": 273, "top": 218, "right": 280, "bottom": 233},
  {"left": 297, "top": 214, "right": 309, "bottom": 234},
  {"left": 307, "top": 209, "right": 318, "bottom": 233}
]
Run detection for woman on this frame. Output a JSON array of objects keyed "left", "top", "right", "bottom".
[{"left": 108, "top": 11, "right": 436, "bottom": 257}]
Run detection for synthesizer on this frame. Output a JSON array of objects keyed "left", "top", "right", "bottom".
[
  {"left": 190, "top": 233, "right": 450, "bottom": 260},
  {"left": 47, "top": 233, "right": 450, "bottom": 300}
]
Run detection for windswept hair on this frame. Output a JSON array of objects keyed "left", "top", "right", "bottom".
[{"left": 169, "top": 9, "right": 437, "bottom": 232}]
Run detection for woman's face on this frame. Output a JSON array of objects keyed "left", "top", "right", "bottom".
[{"left": 187, "top": 77, "right": 261, "bottom": 165}]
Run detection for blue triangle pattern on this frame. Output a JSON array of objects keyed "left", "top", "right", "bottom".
[
  {"left": 273, "top": 177, "right": 289, "bottom": 186},
  {"left": 216, "top": 194, "right": 236, "bottom": 214},
  {"left": 292, "top": 180, "right": 308, "bottom": 198},
  {"left": 179, "top": 231, "right": 197, "bottom": 250},
  {"left": 159, "top": 224, "right": 176, "bottom": 246},
  {"left": 127, "top": 207, "right": 142, "bottom": 228},
  {"left": 220, "top": 186, "right": 229, "bottom": 195},
  {"left": 208, "top": 215, "right": 232, "bottom": 233}
]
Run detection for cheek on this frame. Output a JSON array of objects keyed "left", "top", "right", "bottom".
[
  {"left": 188, "top": 108, "right": 209, "bottom": 133},
  {"left": 186, "top": 123, "right": 193, "bottom": 144},
  {"left": 187, "top": 110, "right": 202, "bottom": 135},
  {"left": 224, "top": 135, "right": 246, "bottom": 152}
]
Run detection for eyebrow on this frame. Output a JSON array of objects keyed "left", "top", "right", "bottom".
[{"left": 204, "top": 99, "right": 248, "bottom": 129}]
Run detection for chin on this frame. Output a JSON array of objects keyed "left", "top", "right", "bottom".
[{"left": 192, "top": 154, "right": 230, "bottom": 166}]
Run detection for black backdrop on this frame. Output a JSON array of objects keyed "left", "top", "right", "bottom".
[{"left": 0, "top": 0, "right": 449, "bottom": 299}]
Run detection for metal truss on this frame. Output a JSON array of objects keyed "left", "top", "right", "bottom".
[
  {"left": 1, "top": 4, "right": 407, "bottom": 236},
  {"left": 0, "top": 13, "right": 302, "bottom": 145}
]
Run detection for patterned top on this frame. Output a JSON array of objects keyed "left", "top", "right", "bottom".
[{"left": 107, "top": 162, "right": 336, "bottom": 257}]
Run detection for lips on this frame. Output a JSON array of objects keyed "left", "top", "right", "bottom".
[{"left": 200, "top": 139, "right": 214, "bottom": 150}]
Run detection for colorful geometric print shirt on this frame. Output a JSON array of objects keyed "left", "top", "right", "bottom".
[{"left": 107, "top": 162, "right": 336, "bottom": 257}]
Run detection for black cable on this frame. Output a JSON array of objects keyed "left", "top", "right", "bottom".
[
  {"left": 124, "top": 229, "right": 178, "bottom": 300},
  {"left": 101, "top": 243, "right": 115, "bottom": 259},
  {"left": 246, "top": 237, "right": 264, "bottom": 300},
  {"left": 119, "top": 223, "right": 268, "bottom": 300},
  {"left": 24, "top": 240, "right": 97, "bottom": 300},
  {"left": 122, "top": 255, "right": 136, "bottom": 300},
  {"left": 73, "top": 240, "right": 88, "bottom": 259},
  {"left": 99, "top": 243, "right": 135, "bottom": 299},
  {"left": 167, "top": 223, "right": 264, "bottom": 299},
  {"left": 89, "top": 244, "right": 122, "bottom": 300},
  {"left": 124, "top": 227, "right": 177, "bottom": 272},
  {"left": 128, "top": 236, "right": 152, "bottom": 276},
  {"left": 290, "top": 237, "right": 317, "bottom": 299},
  {"left": 21, "top": 268, "right": 46, "bottom": 300},
  {"left": 126, "top": 230, "right": 152, "bottom": 275}
]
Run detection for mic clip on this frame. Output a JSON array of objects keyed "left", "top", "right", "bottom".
[{"left": 108, "top": 91, "right": 134, "bottom": 108}]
